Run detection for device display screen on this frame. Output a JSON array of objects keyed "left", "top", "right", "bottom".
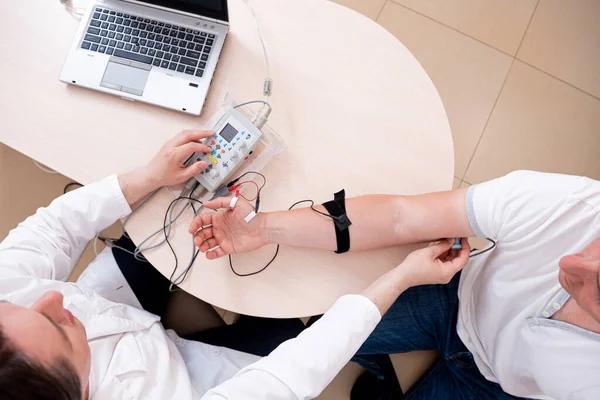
[
  {"left": 220, "top": 123, "right": 238, "bottom": 143},
  {"left": 133, "top": 0, "right": 229, "bottom": 22}
]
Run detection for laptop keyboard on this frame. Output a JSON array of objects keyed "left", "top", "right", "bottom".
[{"left": 80, "top": 7, "right": 216, "bottom": 78}]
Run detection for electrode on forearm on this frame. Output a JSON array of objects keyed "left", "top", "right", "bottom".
[
  {"left": 322, "top": 190, "right": 352, "bottom": 254},
  {"left": 289, "top": 190, "right": 353, "bottom": 254}
]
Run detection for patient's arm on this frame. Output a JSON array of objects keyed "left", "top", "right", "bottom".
[
  {"left": 264, "top": 189, "right": 474, "bottom": 251},
  {"left": 191, "top": 188, "right": 474, "bottom": 258}
]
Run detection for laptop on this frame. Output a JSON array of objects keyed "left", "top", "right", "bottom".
[{"left": 59, "top": 0, "right": 229, "bottom": 116}]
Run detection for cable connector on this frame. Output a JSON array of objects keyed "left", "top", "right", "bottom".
[
  {"left": 191, "top": 184, "right": 207, "bottom": 198},
  {"left": 227, "top": 177, "right": 241, "bottom": 188},
  {"left": 60, "top": 0, "right": 85, "bottom": 17},
  {"left": 100, "top": 238, "right": 114, "bottom": 248},
  {"left": 212, "top": 184, "right": 233, "bottom": 199},
  {"left": 263, "top": 79, "right": 273, "bottom": 97},
  {"left": 253, "top": 107, "right": 272, "bottom": 130},
  {"left": 254, "top": 194, "right": 261, "bottom": 213},
  {"left": 185, "top": 177, "right": 198, "bottom": 191}
]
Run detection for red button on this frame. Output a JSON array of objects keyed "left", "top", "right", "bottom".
[
  {"left": 211, "top": 140, "right": 216, "bottom": 145},
  {"left": 221, "top": 149, "right": 225, "bottom": 153}
]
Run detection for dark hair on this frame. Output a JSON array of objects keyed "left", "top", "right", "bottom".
[{"left": 0, "top": 328, "right": 82, "bottom": 400}]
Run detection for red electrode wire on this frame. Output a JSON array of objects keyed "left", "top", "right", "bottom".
[{"left": 229, "top": 181, "right": 260, "bottom": 201}]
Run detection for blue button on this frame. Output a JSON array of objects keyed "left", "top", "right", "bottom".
[
  {"left": 246, "top": 135, "right": 251, "bottom": 139},
  {"left": 241, "top": 131, "right": 245, "bottom": 135},
  {"left": 228, "top": 147, "right": 232, "bottom": 151},
  {"left": 232, "top": 142, "right": 236, "bottom": 147}
]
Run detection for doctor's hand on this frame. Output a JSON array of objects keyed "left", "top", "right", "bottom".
[
  {"left": 189, "top": 197, "right": 268, "bottom": 260},
  {"left": 119, "top": 130, "right": 213, "bottom": 206},
  {"left": 144, "top": 130, "right": 214, "bottom": 188},
  {"left": 361, "top": 238, "right": 470, "bottom": 316},
  {"left": 399, "top": 238, "right": 470, "bottom": 288}
]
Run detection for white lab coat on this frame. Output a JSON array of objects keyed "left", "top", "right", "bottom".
[{"left": 0, "top": 175, "right": 381, "bottom": 399}]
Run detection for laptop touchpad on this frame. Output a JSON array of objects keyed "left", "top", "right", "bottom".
[{"left": 101, "top": 60, "right": 150, "bottom": 96}]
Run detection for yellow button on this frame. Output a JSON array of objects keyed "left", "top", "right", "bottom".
[
  {"left": 212, "top": 159, "right": 218, "bottom": 165},
  {"left": 207, "top": 155, "right": 212, "bottom": 160}
]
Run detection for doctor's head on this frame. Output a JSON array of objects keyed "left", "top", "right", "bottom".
[{"left": 0, "top": 291, "right": 90, "bottom": 400}]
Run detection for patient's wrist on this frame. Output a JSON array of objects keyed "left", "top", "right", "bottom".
[{"left": 261, "top": 212, "right": 277, "bottom": 245}]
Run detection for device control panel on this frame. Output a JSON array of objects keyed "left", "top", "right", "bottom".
[{"left": 191, "top": 108, "right": 263, "bottom": 192}]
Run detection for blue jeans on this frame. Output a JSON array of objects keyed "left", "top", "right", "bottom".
[{"left": 352, "top": 273, "right": 525, "bottom": 399}]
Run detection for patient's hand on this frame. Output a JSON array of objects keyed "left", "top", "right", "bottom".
[{"left": 189, "top": 197, "right": 267, "bottom": 259}]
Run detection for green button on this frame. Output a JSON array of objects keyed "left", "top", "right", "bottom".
[{"left": 211, "top": 150, "right": 216, "bottom": 155}]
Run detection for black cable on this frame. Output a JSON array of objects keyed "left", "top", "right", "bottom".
[
  {"left": 287, "top": 199, "right": 342, "bottom": 222},
  {"left": 162, "top": 172, "right": 329, "bottom": 279},
  {"left": 190, "top": 181, "right": 201, "bottom": 214},
  {"left": 162, "top": 195, "right": 204, "bottom": 287},
  {"left": 228, "top": 171, "right": 267, "bottom": 189},
  {"left": 63, "top": 182, "right": 83, "bottom": 194},
  {"left": 228, "top": 197, "right": 327, "bottom": 277},
  {"left": 228, "top": 245, "right": 280, "bottom": 277},
  {"left": 469, "top": 238, "right": 497, "bottom": 258},
  {"left": 159, "top": 172, "right": 267, "bottom": 284}
]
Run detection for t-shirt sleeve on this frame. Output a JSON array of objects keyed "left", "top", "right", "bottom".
[{"left": 465, "top": 170, "right": 594, "bottom": 241}]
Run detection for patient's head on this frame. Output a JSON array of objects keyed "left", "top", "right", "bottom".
[
  {"left": 0, "top": 291, "right": 90, "bottom": 400},
  {"left": 559, "top": 237, "right": 600, "bottom": 323}
]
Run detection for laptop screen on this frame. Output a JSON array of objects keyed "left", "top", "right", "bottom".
[{"left": 135, "top": 0, "right": 229, "bottom": 22}]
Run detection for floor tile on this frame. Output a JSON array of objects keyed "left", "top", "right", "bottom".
[
  {"left": 391, "top": 351, "right": 439, "bottom": 391},
  {"left": 453, "top": 178, "right": 462, "bottom": 189},
  {"left": 393, "top": 0, "right": 537, "bottom": 55},
  {"left": 222, "top": 311, "right": 239, "bottom": 325},
  {"left": 332, "top": 0, "right": 386, "bottom": 20},
  {"left": 317, "top": 362, "right": 364, "bottom": 399},
  {"left": 317, "top": 350, "right": 440, "bottom": 399},
  {"left": 378, "top": 2, "right": 512, "bottom": 178},
  {"left": 213, "top": 306, "right": 227, "bottom": 318},
  {"left": 517, "top": 0, "right": 600, "bottom": 99},
  {"left": 0, "top": 143, "right": 125, "bottom": 282},
  {"left": 465, "top": 61, "right": 600, "bottom": 184},
  {"left": 0, "top": 144, "right": 72, "bottom": 241}
]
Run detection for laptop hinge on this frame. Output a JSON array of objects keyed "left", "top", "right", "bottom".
[{"left": 114, "top": 0, "right": 230, "bottom": 27}]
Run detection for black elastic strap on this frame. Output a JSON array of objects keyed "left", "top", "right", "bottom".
[{"left": 322, "top": 189, "right": 352, "bottom": 254}]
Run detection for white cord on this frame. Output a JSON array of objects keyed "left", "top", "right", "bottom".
[
  {"left": 93, "top": 233, "right": 101, "bottom": 257},
  {"left": 105, "top": 184, "right": 209, "bottom": 289},
  {"left": 60, "top": 0, "right": 85, "bottom": 18},
  {"left": 168, "top": 221, "right": 202, "bottom": 292},
  {"left": 243, "top": 0, "right": 271, "bottom": 84},
  {"left": 121, "top": 186, "right": 205, "bottom": 262},
  {"left": 241, "top": 0, "right": 273, "bottom": 128},
  {"left": 33, "top": 160, "right": 59, "bottom": 174}
]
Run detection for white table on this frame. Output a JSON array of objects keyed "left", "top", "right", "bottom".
[{"left": 0, "top": 0, "right": 453, "bottom": 317}]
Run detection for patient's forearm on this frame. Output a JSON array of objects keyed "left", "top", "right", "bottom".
[{"left": 263, "top": 188, "right": 473, "bottom": 251}]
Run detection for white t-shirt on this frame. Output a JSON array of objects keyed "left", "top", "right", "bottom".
[{"left": 458, "top": 171, "right": 600, "bottom": 400}]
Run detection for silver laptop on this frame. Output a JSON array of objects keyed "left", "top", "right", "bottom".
[{"left": 60, "top": 0, "right": 229, "bottom": 116}]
